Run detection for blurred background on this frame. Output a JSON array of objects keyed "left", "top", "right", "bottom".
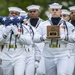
[{"left": 0, "top": 0, "right": 75, "bottom": 20}]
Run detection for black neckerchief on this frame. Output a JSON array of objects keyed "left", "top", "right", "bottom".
[
  {"left": 30, "top": 18, "right": 39, "bottom": 27},
  {"left": 71, "top": 20, "right": 75, "bottom": 27},
  {"left": 51, "top": 17, "right": 61, "bottom": 25}
]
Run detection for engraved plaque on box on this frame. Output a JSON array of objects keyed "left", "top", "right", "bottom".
[{"left": 47, "top": 25, "right": 60, "bottom": 39}]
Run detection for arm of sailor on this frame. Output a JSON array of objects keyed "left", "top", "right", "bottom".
[
  {"left": 0, "top": 26, "right": 11, "bottom": 44},
  {"left": 33, "top": 33, "right": 43, "bottom": 43},
  {"left": 18, "top": 31, "right": 33, "bottom": 45},
  {"left": 67, "top": 22, "right": 75, "bottom": 35},
  {"left": 60, "top": 22, "right": 75, "bottom": 42},
  {"left": 33, "top": 23, "right": 46, "bottom": 43},
  {"left": 66, "top": 22, "right": 75, "bottom": 42},
  {"left": 10, "top": 25, "right": 33, "bottom": 45},
  {"left": 68, "top": 31, "right": 75, "bottom": 42},
  {"left": 0, "top": 32, "right": 7, "bottom": 44}
]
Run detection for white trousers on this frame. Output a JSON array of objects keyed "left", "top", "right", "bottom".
[
  {"left": 0, "top": 65, "right": 3, "bottom": 75},
  {"left": 73, "top": 55, "right": 75, "bottom": 75},
  {"left": 45, "top": 56, "right": 69, "bottom": 75},
  {"left": 1, "top": 50, "right": 26, "bottom": 75},
  {"left": 67, "top": 55, "right": 75, "bottom": 75},
  {"left": 25, "top": 51, "right": 35, "bottom": 75},
  {"left": 2, "top": 57, "right": 26, "bottom": 75},
  {"left": 37, "top": 56, "right": 45, "bottom": 75},
  {"left": 0, "top": 51, "right": 3, "bottom": 75}
]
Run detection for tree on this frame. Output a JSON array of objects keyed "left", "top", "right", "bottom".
[{"left": 0, "top": 0, "right": 75, "bottom": 19}]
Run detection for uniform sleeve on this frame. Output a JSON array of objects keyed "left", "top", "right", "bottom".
[
  {"left": 67, "top": 22, "right": 74, "bottom": 34},
  {"left": 67, "top": 22, "right": 75, "bottom": 42},
  {"left": 68, "top": 31, "right": 75, "bottom": 42},
  {"left": 0, "top": 26, "right": 7, "bottom": 44},
  {"left": 18, "top": 26, "right": 33, "bottom": 45},
  {"left": 0, "top": 34, "right": 7, "bottom": 44},
  {"left": 18, "top": 33, "right": 33, "bottom": 45},
  {"left": 33, "top": 23, "right": 44, "bottom": 43}
]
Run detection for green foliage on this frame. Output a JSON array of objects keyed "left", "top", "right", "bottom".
[{"left": 0, "top": 0, "right": 75, "bottom": 19}]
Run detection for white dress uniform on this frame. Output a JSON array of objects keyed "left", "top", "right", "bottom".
[
  {"left": 26, "top": 4, "right": 45, "bottom": 75},
  {"left": 21, "top": 24, "right": 35, "bottom": 75},
  {"left": 0, "top": 24, "right": 33, "bottom": 75},
  {"left": 69, "top": 6, "right": 75, "bottom": 75},
  {"left": 61, "top": 9, "right": 75, "bottom": 75},
  {"left": 69, "top": 27, "right": 75, "bottom": 75},
  {"left": 66, "top": 43, "right": 75, "bottom": 75},
  {"left": 33, "top": 17, "right": 74, "bottom": 75},
  {"left": 26, "top": 17, "right": 45, "bottom": 75},
  {"left": 69, "top": 28, "right": 75, "bottom": 75}
]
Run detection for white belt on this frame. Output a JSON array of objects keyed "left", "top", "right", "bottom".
[
  {"left": 4, "top": 44, "right": 23, "bottom": 49},
  {"left": 45, "top": 43, "right": 67, "bottom": 48}
]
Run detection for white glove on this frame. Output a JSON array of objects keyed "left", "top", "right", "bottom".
[
  {"left": 11, "top": 25, "right": 18, "bottom": 35},
  {"left": 43, "top": 35, "right": 46, "bottom": 40},
  {"left": 60, "top": 34, "right": 65, "bottom": 40},
  {"left": 2, "top": 26, "right": 12, "bottom": 36},
  {"left": 60, "top": 26, "right": 65, "bottom": 40},
  {"left": 35, "top": 61, "right": 39, "bottom": 68},
  {"left": 40, "top": 35, "right": 46, "bottom": 41}
]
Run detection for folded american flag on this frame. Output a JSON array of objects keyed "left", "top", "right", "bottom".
[{"left": 0, "top": 16, "right": 28, "bottom": 26}]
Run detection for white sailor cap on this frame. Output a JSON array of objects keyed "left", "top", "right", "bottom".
[
  {"left": 26, "top": 5, "right": 40, "bottom": 11},
  {"left": 20, "top": 10, "right": 28, "bottom": 16},
  {"left": 8, "top": 7, "right": 22, "bottom": 12},
  {"left": 69, "top": 6, "right": 75, "bottom": 11},
  {"left": 61, "top": 9, "right": 71, "bottom": 15},
  {"left": 49, "top": 3, "right": 62, "bottom": 9}
]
